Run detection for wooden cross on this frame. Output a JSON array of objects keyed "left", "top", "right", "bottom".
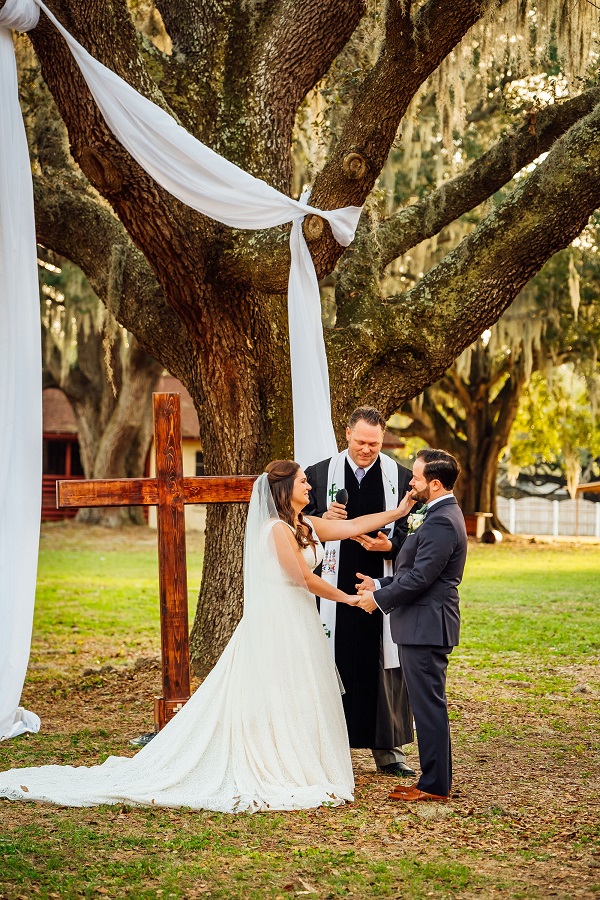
[{"left": 57, "top": 393, "right": 256, "bottom": 731}]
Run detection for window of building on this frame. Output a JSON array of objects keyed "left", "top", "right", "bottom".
[{"left": 43, "top": 440, "right": 66, "bottom": 475}]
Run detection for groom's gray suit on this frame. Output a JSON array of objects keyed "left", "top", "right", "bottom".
[{"left": 373, "top": 496, "right": 467, "bottom": 797}]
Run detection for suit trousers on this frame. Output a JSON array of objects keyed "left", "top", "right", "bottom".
[{"left": 399, "top": 644, "right": 453, "bottom": 797}]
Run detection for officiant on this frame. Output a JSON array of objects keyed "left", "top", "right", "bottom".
[{"left": 305, "top": 407, "right": 415, "bottom": 777}]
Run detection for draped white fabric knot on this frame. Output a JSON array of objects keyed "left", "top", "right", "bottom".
[
  {"left": 0, "top": 0, "right": 40, "bottom": 31},
  {"left": 0, "top": 0, "right": 363, "bottom": 738}
]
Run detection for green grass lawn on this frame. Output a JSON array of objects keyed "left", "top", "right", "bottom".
[
  {"left": 1, "top": 526, "right": 599, "bottom": 899},
  {"left": 28, "top": 524, "right": 204, "bottom": 678}
]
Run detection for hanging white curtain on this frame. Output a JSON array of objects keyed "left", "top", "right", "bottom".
[
  {"left": 0, "top": 0, "right": 362, "bottom": 738},
  {"left": 0, "top": 2, "right": 43, "bottom": 740}
]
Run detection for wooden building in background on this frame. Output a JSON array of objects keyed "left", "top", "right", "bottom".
[
  {"left": 41, "top": 377, "right": 203, "bottom": 526},
  {"left": 42, "top": 388, "right": 84, "bottom": 521}
]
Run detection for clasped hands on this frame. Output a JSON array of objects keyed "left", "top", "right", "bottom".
[
  {"left": 352, "top": 490, "right": 416, "bottom": 552},
  {"left": 344, "top": 572, "right": 378, "bottom": 613}
]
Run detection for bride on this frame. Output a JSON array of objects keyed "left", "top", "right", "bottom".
[{"left": 0, "top": 460, "right": 414, "bottom": 813}]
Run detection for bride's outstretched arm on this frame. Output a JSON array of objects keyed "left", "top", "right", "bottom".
[
  {"left": 271, "top": 522, "right": 355, "bottom": 604},
  {"left": 307, "top": 491, "right": 416, "bottom": 544}
]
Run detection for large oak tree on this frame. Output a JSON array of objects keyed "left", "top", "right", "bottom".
[{"left": 6, "top": 0, "right": 600, "bottom": 672}]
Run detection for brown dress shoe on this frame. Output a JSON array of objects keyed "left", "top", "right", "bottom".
[
  {"left": 388, "top": 785, "right": 449, "bottom": 802},
  {"left": 389, "top": 783, "right": 418, "bottom": 794}
]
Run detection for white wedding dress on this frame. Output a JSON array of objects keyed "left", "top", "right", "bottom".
[{"left": 0, "top": 476, "right": 354, "bottom": 812}]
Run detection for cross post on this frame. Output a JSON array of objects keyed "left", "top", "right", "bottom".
[{"left": 57, "top": 393, "right": 256, "bottom": 731}]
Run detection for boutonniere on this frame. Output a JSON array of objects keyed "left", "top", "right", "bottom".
[{"left": 407, "top": 506, "right": 428, "bottom": 535}]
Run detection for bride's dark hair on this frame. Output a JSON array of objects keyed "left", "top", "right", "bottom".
[{"left": 265, "top": 460, "right": 317, "bottom": 551}]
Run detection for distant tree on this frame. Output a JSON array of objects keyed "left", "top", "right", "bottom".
[
  {"left": 505, "top": 368, "right": 600, "bottom": 499},
  {"left": 391, "top": 217, "right": 600, "bottom": 526},
  {"left": 40, "top": 251, "right": 162, "bottom": 525}
]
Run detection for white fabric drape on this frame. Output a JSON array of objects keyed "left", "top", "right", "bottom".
[
  {"left": 0, "top": 1, "right": 42, "bottom": 740},
  {"left": 0, "top": 1, "right": 361, "bottom": 738},
  {"left": 33, "top": 0, "right": 359, "bottom": 467}
]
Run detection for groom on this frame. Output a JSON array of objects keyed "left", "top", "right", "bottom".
[{"left": 356, "top": 449, "right": 467, "bottom": 801}]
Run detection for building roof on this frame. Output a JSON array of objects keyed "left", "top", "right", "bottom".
[
  {"left": 157, "top": 375, "right": 200, "bottom": 439},
  {"left": 43, "top": 377, "right": 201, "bottom": 440},
  {"left": 43, "top": 387, "right": 78, "bottom": 434}
]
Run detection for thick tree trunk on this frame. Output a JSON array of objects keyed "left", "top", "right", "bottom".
[
  {"left": 188, "top": 284, "right": 293, "bottom": 676},
  {"left": 74, "top": 349, "right": 163, "bottom": 526}
]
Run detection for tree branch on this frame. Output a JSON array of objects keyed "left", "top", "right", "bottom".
[
  {"left": 377, "top": 84, "right": 600, "bottom": 267},
  {"left": 397, "top": 98, "right": 600, "bottom": 374},
  {"left": 327, "top": 97, "right": 600, "bottom": 416},
  {"left": 398, "top": 391, "right": 463, "bottom": 451},
  {"left": 231, "top": 1, "right": 496, "bottom": 289},
  {"left": 154, "top": 0, "right": 203, "bottom": 57},
  {"left": 310, "top": 0, "right": 490, "bottom": 207},
  {"left": 492, "top": 362, "right": 528, "bottom": 444},
  {"left": 445, "top": 369, "right": 473, "bottom": 410},
  {"left": 24, "top": 0, "right": 214, "bottom": 301},
  {"left": 253, "top": 0, "right": 367, "bottom": 126},
  {"left": 153, "top": 0, "right": 235, "bottom": 143},
  {"left": 33, "top": 174, "right": 195, "bottom": 374},
  {"left": 386, "top": 0, "right": 413, "bottom": 55}
]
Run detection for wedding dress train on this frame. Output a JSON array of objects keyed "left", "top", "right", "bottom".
[{"left": 0, "top": 477, "right": 353, "bottom": 812}]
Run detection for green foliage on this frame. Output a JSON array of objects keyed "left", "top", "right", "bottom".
[
  {"left": 506, "top": 368, "right": 600, "bottom": 493},
  {"left": 461, "top": 541, "right": 600, "bottom": 660}
]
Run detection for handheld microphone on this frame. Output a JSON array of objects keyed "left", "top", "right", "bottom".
[{"left": 335, "top": 488, "right": 349, "bottom": 506}]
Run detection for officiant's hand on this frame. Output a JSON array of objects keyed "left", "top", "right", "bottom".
[
  {"left": 323, "top": 502, "right": 347, "bottom": 520},
  {"left": 357, "top": 590, "right": 377, "bottom": 613},
  {"left": 351, "top": 531, "right": 392, "bottom": 553},
  {"left": 355, "top": 573, "right": 376, "bottom": 592}
]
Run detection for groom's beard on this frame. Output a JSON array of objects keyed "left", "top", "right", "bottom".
[{"left": 411, "top": 486, "right": 430, "bottom": 504}]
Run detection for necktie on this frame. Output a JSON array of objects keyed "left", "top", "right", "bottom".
[{"left": 355, "top": 467, "right": 365, "bottom": 484}]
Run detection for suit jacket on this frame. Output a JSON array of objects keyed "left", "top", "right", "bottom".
[
  {"left": 304, "top": 456, "right": 412, "bottom": 560},
  {"left": 373, "top": 496, "right": 467, "bottom": 647}
]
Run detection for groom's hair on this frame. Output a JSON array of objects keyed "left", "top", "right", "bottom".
[
  {"left": 348, "top": 406, "right": 386, "bottom": 431},
  {"left": 417, "top": 449, "right": 460, "bottom": 490}
]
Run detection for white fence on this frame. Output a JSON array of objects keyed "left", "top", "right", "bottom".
[{"left": 496, "top": 496, "right": 600, "bottom": 537}]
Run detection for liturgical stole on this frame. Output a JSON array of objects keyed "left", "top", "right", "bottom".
[{"left": 320, "top": 450, "right": 400, "bottom": 669}]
